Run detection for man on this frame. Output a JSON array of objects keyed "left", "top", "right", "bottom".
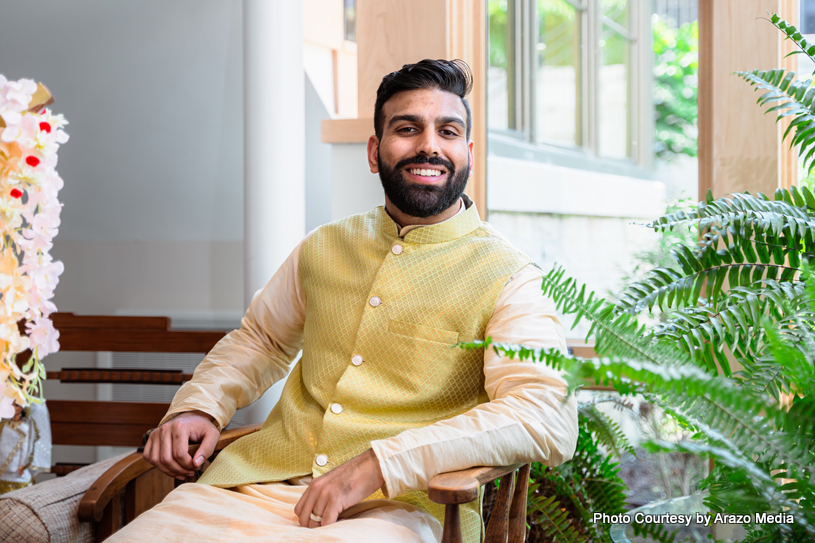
[{"left": 111, "top": 59, "right": 577, "bottom": 543}]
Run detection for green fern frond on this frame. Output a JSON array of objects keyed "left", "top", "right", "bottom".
[
  {"left": 528, "top": 494, "right": 588, "bottom": 543},
  {"left": 539, "top": 267, "right": 690, "bottom": 368},
  {"left": 643, "top": 440, "right": 815, "bottom": 537},
  {"left": 579, "top": 401, "right": 636, "bottom": 458},
  {"left": 768, "top": 13, "right": 815, "bottom": 65},
  {"left": 736, "top": 63, "right": 815, "bottom": 169},
  {"left": 651, "top": 280, "right": 810, "bottom": 376},
  {"left": 480, "top": 340, "right": 815, "bottom": 486}
]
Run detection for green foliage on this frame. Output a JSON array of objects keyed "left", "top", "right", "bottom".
[
  {"left": 488, "top": 0, "right": 510, "bottom": 69},
  {"left": 464, "top": 233, "right": 815, "bottom": 540},
  {"left": 653, "top": 17, "right": 699, "bottom": 161},
  {"left": 736, "top": 14, "right": 815, "bottom": 172},
  {"left": 523, "top": 401, "right": 640, "bottom": 543},
  {"left": 475, "top": 10, "right": 815, "bottom": 542}
]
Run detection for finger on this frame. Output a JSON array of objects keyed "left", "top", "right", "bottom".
[
  {"left": 193, "top": 426, "right": 220, "bottom": 468},
  {"left": 146, "top": 436, "right": 176, "bottom": 479},
  {"left": 143, "top": 433, "right": 154, "bottom": 464},
  {"left": 320, "top": 494, "right": 341, "bottom": 527},
  {"left": 308, "top": 519, "right": 321, "bottom": 529},
  {"left": 297, "top": 485, "right": 319, "bottom": 528},
  {"left": 159, "top": 428, "right": 192, "bottom": 478},
  {"left": 294, "top": 486, "right": 308, "bottom": 517},
  {"left": 312, "top": 490, "right": 331, "bottom": 525},
  {"left": 172, "top": 427, "right": 195, "bottom": 472}
]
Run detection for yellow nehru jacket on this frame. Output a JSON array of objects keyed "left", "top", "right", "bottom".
[{"left": 199, "top": 200, "right": 531, "bottom": 539}]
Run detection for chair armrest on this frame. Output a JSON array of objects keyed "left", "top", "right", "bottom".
[
  {"left": 429, "top": 463, "right": 530, "bottom": 543},
  {"left": 428, "top": 463, "right": 525, "bottom": 505},
  {"left": 78, "top": 423, "right": 262, "bottom": 523}
]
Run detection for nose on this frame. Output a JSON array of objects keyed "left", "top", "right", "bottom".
[{"left": 415, "top": 130, "right": 441, "bottom": 157}]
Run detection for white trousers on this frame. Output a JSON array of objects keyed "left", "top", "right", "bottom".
[{"left": 107, "top": 481, "right": 442, "bottom": 543}]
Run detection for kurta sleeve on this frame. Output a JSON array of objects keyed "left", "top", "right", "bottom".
[
  {"left": 160, "top": 236, "right": 309, "bottom": 431},
  {"left": 370, "top": 264, "right": 579, "bottom": 499}
]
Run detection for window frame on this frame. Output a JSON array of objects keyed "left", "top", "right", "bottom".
[{"left": 489, "top": 0, "right": 654, "bottom": 177}]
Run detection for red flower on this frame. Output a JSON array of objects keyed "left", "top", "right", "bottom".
[
  {"left": 39, "top": 121, "right": 51, "bottom": 133},
  {"left": 25, "top": 156, "right": 40, "bottom": 167},
  {"left": 10, "top": 188, "right": 22, "bottom": 199}
]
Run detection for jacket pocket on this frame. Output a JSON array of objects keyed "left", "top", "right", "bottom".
[{"left": 387, "top": 319, "right": 459, "bottom": 345}]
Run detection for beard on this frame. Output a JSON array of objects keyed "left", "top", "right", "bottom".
[{"left": 377, "top": 151, "right": 469, "bottom": 218}]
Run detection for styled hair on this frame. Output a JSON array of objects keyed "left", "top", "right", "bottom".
[{"left": 373, "top": 59, "right": 473, "bottom": 141}]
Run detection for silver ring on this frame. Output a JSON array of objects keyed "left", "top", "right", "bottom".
[{"left": 309, "top": 512, "right": 323, "bottom": 523}]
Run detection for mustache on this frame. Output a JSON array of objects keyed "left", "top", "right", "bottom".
[{"left": 393, "top": 155, "right": 455, "bottom": 172}]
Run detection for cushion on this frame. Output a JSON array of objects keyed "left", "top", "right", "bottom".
[{"left": 0, "top": 453, "right": 131, "bottom": 543}]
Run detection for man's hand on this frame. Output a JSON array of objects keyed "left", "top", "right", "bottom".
[
  {"left": 294, "top": 448, "right": 385, "bottom": 528},
  {"left": 142, "top": 410, "right": 220, "bottom": 480}
]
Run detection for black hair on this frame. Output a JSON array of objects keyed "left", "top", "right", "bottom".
[{"left": 373, "top": 59, "right": 473, "bottom": 141}]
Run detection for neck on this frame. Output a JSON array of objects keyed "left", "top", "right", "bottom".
[{"left": 384, "top": 196, "right": 462, "bottom": 229}]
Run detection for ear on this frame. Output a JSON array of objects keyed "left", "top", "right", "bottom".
[
  {"left": 467, "top": 139, "right": 474, "bottom": 177},
  {"left": 367, "top": 136, "right": 380, "bottom": 174}
]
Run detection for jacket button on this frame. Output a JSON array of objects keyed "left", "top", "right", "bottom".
[
  {"left": 392, "top": 244, "right": 403, "bottom": 255},
  {"left": 351, "top": 355, "right": 363, "bottom": 366},
  {"left": 315, "top": 454, "right": 328, "bottom": 466},
  {"left": 331, "top": 403, "right": 343, "bottom": 414},
  {"left": 369, "top": 296, "right": 381, "bottom": 307}
]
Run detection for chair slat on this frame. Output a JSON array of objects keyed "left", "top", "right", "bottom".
[
  {"left": 485, "top": 472, "right": 514, "bottom": 543},
  {"left": 46, "top": 369, "right": 192, "bottom": 384},
  {"left": 52, "top": 313, "right": 171, "bottom": 330},
  {"left": 508, "top": 464, "right": 530, "bottom": 542}
]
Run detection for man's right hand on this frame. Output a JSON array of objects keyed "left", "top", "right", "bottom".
[{"left": 143, "top": 410, "right": 220, "bottom": 480}]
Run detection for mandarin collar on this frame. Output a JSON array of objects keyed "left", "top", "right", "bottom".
[{"left": 378, "top": 194, "right": 481, "bottom": 244}]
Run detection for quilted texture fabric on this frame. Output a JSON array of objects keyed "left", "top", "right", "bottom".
[
  {"left": 200, "top": 202, "right": 531, "bottom": 543},
  {"left": 0, "top": 452, "right": 130, "bottom": 543}
]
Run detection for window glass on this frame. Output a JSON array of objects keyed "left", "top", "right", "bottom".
[
  {"left": 801, "top": 0, "right": 815, "bottom": 34},
  {"left": 598, "top": 25, "right": 631, "bottom": 158},
  {"left": 601, "top": 0, "right": 629, "bottom": 29},
  {"left": 535, "top": 0, "right": 581, "bottom": 146},
  {"left": 344, "top": 0, "right": 356, "bottom": 42},
  {"left": 489, "top": 0, "right": 514, "bottom": 131}
]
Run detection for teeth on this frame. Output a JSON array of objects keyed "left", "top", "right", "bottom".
[{"left": 409, "top": 168, "right": 442, "bottom": 177}]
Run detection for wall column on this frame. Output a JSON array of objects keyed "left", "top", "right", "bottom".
[
  {"left": 699, "top": 0, "right": 798, "bottom": 201},
  {"left": 242, "top": 0, "right": 305, "bottom": 423}
]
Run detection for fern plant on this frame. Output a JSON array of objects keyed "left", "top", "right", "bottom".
[
  {"left": 470, "top": 12, "right": 815, "bottom": 542},
  {"left": 467, "top": 241, "right": 814, "bottom": 541},
  {"left": 465, "top": 181, "right": 815, "bottom": 541}
]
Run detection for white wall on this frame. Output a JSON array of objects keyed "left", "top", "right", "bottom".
[
  {"left": 487, "top": 156, "right": 666, "bottom": 336},
  {"left": 330, "top": 143, "right": 384, "bottom": 221},
  {"left": 0, "top": 0, "right": 249, "bottom": 466}
]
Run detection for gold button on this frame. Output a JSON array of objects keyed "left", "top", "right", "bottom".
[
  {"left": 331, "top": 403, "right": 343, "bottom": 414},
  {"left": 352, "top": 355, "right": 363, "bottom": 366},
  {"left": 392, "top": 244, "right": 403, "bottom": 255},
  {"left": 369, "top": 296, "right": 381, "bottom": 307},
  {"left": 315, "top": 454, "right": 328, "bottom": 466}
]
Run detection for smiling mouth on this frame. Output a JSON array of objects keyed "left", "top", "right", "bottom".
[{"left": 405, "top": 168, "right": 446, "bottom": 181}]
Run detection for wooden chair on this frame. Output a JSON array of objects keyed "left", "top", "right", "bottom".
[
  {"left": 46, "top": 312, "right": 227, "bottom": 476},
  {"left": 49, "top": 314, "right": 591, "bottom": 541},
  {"left": 77, "top": 422, "right": 531, "bottom": 543}
]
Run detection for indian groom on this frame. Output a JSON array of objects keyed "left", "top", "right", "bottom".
[{"left": 110, "top": 59, "right": 578, "bottom": 543}]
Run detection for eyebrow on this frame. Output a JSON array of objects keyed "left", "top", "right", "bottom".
[{"left": 387, "top": 114, "right": 466, "bottom": 130}]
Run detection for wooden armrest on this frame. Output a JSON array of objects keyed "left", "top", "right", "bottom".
[
  {"left": 429, "top": 463, "right": 530, "bottom": 543},
  {"left": 78, "top": 423, "right": 262, "bottom": 523},
  {"left": 428, "top": 463, "right": 524, "bottom": 505}
]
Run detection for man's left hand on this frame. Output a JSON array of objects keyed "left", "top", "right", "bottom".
[{"left": 294, "top": 448, "right": 385, "bottom": 528}]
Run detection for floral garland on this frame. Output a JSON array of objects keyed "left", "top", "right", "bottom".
[{"left": 0, "top": 76, "right": 67, "bottom": 420}]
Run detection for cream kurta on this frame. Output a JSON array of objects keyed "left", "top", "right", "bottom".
[{"left": 116, "top": 199, "right": 578, "bottom": 543}]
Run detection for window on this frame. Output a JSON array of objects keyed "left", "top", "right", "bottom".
[
  {"left": 489, "top": 0, "right": 651, "bottom": 169},
  {"left": 344, "top": 0, "right": 356, "bottom": 42}
]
